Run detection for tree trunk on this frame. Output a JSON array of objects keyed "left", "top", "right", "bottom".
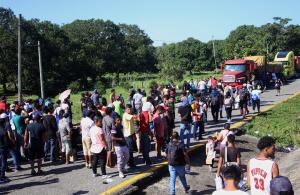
[{"left": 1, "top": 80, "right": 7, "bottom": 94}]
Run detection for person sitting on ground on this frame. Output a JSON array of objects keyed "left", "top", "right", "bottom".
[
  {"left": 217, "top": 134, "right": 241, "bottom": 177},
  {"left": 166, "top": 131, "right": 190, "bottom": 195},
  {"left": 212, "top": 165, "right": 248, "bottom": 195}
]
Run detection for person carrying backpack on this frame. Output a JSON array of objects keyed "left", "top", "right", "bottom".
[
  {"left": 238, "top": 84, "right": 250, "bottom": 118},
  {"left": 166, "top": 131, "right": 191, "bottom": 195},
  {"left": 210, "top": 87, "right": 221, "bottom": 123}
]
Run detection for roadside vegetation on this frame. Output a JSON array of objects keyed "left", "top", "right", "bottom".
[{"left": 244, "top": 94, "right": 300, "bottom": 147}]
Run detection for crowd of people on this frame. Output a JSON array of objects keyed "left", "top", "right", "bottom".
[{"left": 0, "top": 75, "right": 293, "bottom": 195}]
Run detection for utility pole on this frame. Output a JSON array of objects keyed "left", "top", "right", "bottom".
[
  {"left": 38, "top": 41, "right": 44, "bottom": 99},
  {"left": 17, "top": 14, "right": 22, "bottom": 103},
  {"left": 212, "top": 35, "right": 217, "bottom": 70}
]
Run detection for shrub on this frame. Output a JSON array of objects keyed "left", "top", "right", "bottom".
[
  {"left": 95, "top": 80, "right": 106, "bottom": 95},
  {"left": 149, "top": 80, "right": 158, "bottom": 89},
  {"left": 120, "top": 82, "right": 131, "bottom": 90},
  {"left": 68, "top": 81, "right": 81, "bottom": 93}
]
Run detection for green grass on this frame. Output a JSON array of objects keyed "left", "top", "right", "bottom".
[{"left": 244, "top": 94, "right": 300, "bottom": 147}]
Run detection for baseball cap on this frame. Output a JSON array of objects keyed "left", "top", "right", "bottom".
[
  {"left": 270, "top": 176, "right": 294, "bottom": 195},
  {"left": 0, "top": 113, "right": 7, "bottom": 119}
]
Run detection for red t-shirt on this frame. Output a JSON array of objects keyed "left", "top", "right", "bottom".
[
  {"left": 0, "top": 101, "right": 8, "bottom": 111},
  {"left": 139, "top": 111, "right": 150, "bottom": 134}
]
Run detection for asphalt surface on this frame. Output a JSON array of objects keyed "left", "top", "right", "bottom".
[{"left": 1, "top": 79, "right": 300, "bottom": 195}]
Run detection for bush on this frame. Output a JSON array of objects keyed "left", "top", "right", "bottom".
[
  {"left": 149, "top": 80, "right": 158, "bottom": 89},
  {"left": 68, "top": 81, "right": 81, "bottom": 93},
  {"left": 95, "top": 80, "right": 106, "bottom": 95},
  {"left": 120, "top": 82, "right": 131, "bottom": 90}
]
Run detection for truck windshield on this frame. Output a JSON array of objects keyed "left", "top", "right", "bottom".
[{"left": 224, "top": 64, "right": 245, "bottom": 72}]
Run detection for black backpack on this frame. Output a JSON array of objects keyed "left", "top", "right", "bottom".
[
  {"left": 239, "top": 89, "right": 248, "bottom": 101},
  {"left": 211, "top": 92, "right": 220, "bottom": 106},
  {"left": 167, "top": 141, "right": 186, "bottom": 166}
]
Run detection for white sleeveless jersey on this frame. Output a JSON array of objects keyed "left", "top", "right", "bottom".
[{"left": 249, "top": 158, "right": 274, "bottom": 195}]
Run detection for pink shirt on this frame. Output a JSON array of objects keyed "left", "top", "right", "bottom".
[
  {"left": 90, "top": 126, "right": 105, "bottom": 154},
  {"left": 153, "top": 113, "right": 165, "bottom": 138}
]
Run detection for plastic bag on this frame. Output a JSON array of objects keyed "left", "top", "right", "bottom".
[{"left": 215, "top": 174, "right": 224, "bottom": 190}]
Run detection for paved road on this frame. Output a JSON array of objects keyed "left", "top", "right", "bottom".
[
  {"left": 139, "top": 79, "right": 300, "bottom": 195},
  {"left": 1, "top": 79, "right": 300, "bottom": 195}
]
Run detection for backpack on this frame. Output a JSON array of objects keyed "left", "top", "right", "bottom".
[
  {"left": 211, "top": 93, "right": 220, "bottom": 106},
  {"left": 239, "top": 89, "right": 247, "bottom": 101},
  {"left": 252, "top": 93, "right": 259, "bottom": 101},
  {"left": 167, "top": 141, "right": 186, "bottom": 166}
]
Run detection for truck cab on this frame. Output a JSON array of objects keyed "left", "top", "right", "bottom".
[
  {"left": 222, "top": 59, "right": 257, "bottom": 90},
  {"left": 274, "top": 51, "right": 295, "bottom": 78}
]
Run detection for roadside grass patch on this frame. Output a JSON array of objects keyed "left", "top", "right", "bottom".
[{"left": 244, "top": 94, "right": 300, "bottom": 147}]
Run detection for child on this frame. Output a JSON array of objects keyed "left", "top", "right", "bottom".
[
  {"left": 206, "top": 136, "right": 215, "bottom": 172},
  {"left": 111, "top": 115, "right": 129, "bottom": 178}
]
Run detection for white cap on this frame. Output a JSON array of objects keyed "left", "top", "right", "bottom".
[{"left": 0, "top": 113, "right": 7, "bottom": 119}]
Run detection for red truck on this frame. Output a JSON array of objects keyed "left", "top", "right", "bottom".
[{"left": 221, "top": 59, "right": 257, "bottom": 90}]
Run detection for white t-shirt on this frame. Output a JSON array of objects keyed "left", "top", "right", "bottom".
[
  {"left": 206, "top": 141, "right": 215, "bottom": 158},
  {"left": 212, "top": 189, "right": 248, "bottom": 195},
  {"left": 251, "top": 90, "right": 262, "bottom": 100},
  {"left": 80, "top": 117, "right": 94, "bottom": 139},
  {"left": 220, "top": 129, "right": 234, "bottom": 145},
  {"left": 198, "top": 80, "right": 206, "bottom": 90},
  {"left": 90, "top": 125, "right": 104, "bottom": 154},
  {"left": 61, "top": 103, "right": 69, "bottom": 113},
  {"left": 142, "top": 101, "right": 154, "bottom": 112},
  {"left": 133, "top": 93, "right": 143, "bottom": 105}
]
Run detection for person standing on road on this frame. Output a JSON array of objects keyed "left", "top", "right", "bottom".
[
  {"left": 251, "top": 85, "right": 263, "bottom": 113},
  {"left": 0, "top": 113, "right": 10, "bottom": 183},
  {"left": 80, "top": 110, "right": 94, "bottom": 168},
  {"left": 24, "top": 113, "right": 47, "bottom": 175},
  {"left": 166, "top": 131, "right": 190, "bottom": 195},
  {"left": 212, "top": 165, "right": 248, "bottom": 195},
  {"left": 239, "top": 84, "right": 250, "bottom": 118},
  {"left": 43, "top": 105, "right": 58, "bottom": 163},
  {"left": 217, "top": 134, "right": 241, "bottom": 177},
  {"left": 247, "top": 136, "right": 279, "bottom": 195},
  {"left": 58, "top": 111, "right": 72, "bottom": 164},
  {"left": 102, "top": 107, "right": 115, "bottom": 168},
  {"left": 224, "top": 93, "right": 233, "bottom": 123},
  {"left": 216, "top": 123, "right": 234, "bottom": 153},
  {"left": 139, "top": 106, "right": 152, "bottom": 166},
  {"left": 275, "top": 79, "right": 283, "bottom": 96},
  {"left": 111, "top": 115, "right": 129, "bottom": 178},
  {"left": 90, "top": 115, "right": 109, "bottom": 178},
  {"left": 210, "top": 87, "right": 221, "bottom": 123},
  {"left": 122, "top": 104, "right": 138, "bottom": 168},
  {"left": 178, "top": 96, "right": 192, "bottom": 148}
]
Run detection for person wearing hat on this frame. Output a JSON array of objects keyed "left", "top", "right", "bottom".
[
  {"left": 270, "top": 176, "right": 294, "bottom": 195},
  {"left": 24, "top": 113, "right": 47, "bottom": 175},
  {"left": 0, "top": 113, "right": 11, "bottom": 182},
  {"left": 12, "top": 106, "right": 27, "bottom": 162}
]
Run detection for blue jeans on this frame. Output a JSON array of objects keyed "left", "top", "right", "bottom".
[
  {"left": 193, "top": 121, "right": 204, "bottom": 139},
  {"left": 140, "top": 133, "right": 151, "bottom": 165},
  {"left": 15, "top": 133, "right": 24, "bottom": 161},
  {"left": 169, "top": 165, "right": 189, "bottom": 195},
  {"left": 125, "top": 135, "right": 135, "bottom": 167},
  {"left": 180, "top": 123, "right": 191, "bottom": 148},
  {"left": 44, "top": 138, "right": 56, "bottom": 161},
  {"left": 0, "top": 150, "right": 8, "bottom": 178},
  {"left": 9, "top": 149, "right": 19, "bottom": 169}
]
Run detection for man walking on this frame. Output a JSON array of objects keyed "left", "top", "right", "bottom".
[
  {"left": 210, "top": 87, "right": 221, "bottom": 123},
  {"left": 166, "top": 132, "right": 190, "bottom": 195},
  {"left": 247, "top": 136, "right": 279, "bottom": 195},
  {"left": 178, "top": 96, "right": 192, "bottom": 148}
]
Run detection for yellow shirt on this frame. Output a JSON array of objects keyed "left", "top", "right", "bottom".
[{"left": 122, "top": 112, "right": 135, "bottom": 137}]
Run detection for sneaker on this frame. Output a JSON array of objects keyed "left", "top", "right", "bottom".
[
  {"left": 185, "top": 185, "right": 190, "bottom": 193},
  {"left": 102, "top": 175, "right": 108, "bottom": 179},
  {"left": 85, "top": 163, "right": 89, "bottom": 168},
  {"left": 31, "top": 170, "right": 36, "bottom": 176},
  {"left": 93, "top": 173, "right": 99, "bottom": 177},
  {"left": 119, "top": 172, "right": 125, "bottom": 178}
]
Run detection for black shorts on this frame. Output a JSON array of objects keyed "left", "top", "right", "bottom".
[
  {"left": 27, "top": 143, "right": 44, "bottom": 160},
  {"left": 239, "top": 101, "right": 247, "bottom": 109}
]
